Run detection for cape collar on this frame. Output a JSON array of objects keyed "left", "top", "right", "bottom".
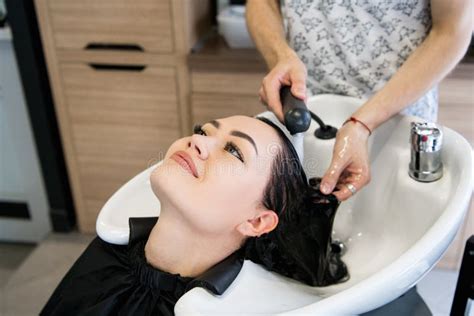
[{"left": 128, "top": 217, "right": 243, "bottom": 295}]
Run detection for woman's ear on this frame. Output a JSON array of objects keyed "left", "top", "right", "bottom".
[{"left": 236, "top": 210, "right": 279, "bottom": 237}]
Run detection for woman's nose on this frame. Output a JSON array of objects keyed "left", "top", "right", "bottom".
[{"left": 188, "top": 134, "right": 209, "bottom": 160}]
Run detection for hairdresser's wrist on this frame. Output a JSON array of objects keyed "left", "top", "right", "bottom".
[
  {"left": 261, "top": 41, "right": 295, "bottom": 69},
  {"left": 350, "top": 98, "right": 392, "bottom": 133},
  {"left": 341, "top": 119, "right": 371, "bottom": 139},
  {"left": 343, "top": 116, "right": 372, "bottom": 135},
  {"left": 275, "top": 46, "right": 300, "bottom": 65}
]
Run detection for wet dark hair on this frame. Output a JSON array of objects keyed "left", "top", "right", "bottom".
[{"left": 242, "top": 116, "right": 349, "bottom": 287}]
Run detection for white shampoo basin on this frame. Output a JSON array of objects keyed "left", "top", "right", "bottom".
[{"left": 97, "top": 94, "right": 473, "bottom": 315}]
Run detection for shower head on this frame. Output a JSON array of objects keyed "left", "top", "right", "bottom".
[
  {"left": 280, "top": 86, "right": 311, "bottom": 162},
  {"left": 279, "top": 86, "right": 311, "bottom": 135},
  {"left": 255, "top": 86, "right": 311, "bottom": 162}
]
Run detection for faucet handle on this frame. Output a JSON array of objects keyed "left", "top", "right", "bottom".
[
  {"left": 410, "top": 122, "right": 443, "bottom": 153},
  {"left": 409, "top": 121, "right": 443, "bottom": 182}
]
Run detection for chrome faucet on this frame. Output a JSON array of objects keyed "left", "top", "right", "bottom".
[{"left": 409, "top": 122, "right": 443, "bottom": 182}]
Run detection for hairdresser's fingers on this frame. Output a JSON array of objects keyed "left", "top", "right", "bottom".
[
  {"left": 332, "top": 184, "right": 355, "bottom": 202},
  {"left": 289, "top": 70, "right": 307, "bottom": 101},
  {"left": 332, "top": 178, "right": 355, "bottom": 201},
  {"left": 320, "top": 156, "right": 350, "bottom": 195},
  {"left": 333, "top": 165, "right": 371, "bottom": 201},
  {"left": 347, "top": 174, "right": 369, "bottom": 189},
  {"left": 338, "top": 170, "right": 352, "bottom": 182},
  {"left": 321, "top": 118, "right": 371, "bottom": 197},
  {"left": 333, "top": 179, "right": 361, "bottom": 202},
  {"left": 348, "top": 168, "right": 371, "bottom": 188},
  {"left": 262, "top": 76, "right": 284, "bottom": 122}
]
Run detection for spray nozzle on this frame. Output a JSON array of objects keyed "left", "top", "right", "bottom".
[
  {"left": 280, "top": 86, "right": 338, "bottom": 139},
  {"left": 280, "top": 86, "right": 311, "bottom": 135}
]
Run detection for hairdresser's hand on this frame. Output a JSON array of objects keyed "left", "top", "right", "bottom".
[
  {"left": 320, "top": 122, "right": 371, "bottom": 201},
  {"left": 259, "top": 51, "right": 307, "bottom": 123}
]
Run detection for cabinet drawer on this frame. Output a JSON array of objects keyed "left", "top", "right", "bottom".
[
  {"left": 191, "top": 93, "right": 264, "bottom": 124},
  {"left": 61, "top": 63, "right": 180, "bottom": 205},
  {"left": 48, "top": 0, "right": 173, "bottom": 53}
]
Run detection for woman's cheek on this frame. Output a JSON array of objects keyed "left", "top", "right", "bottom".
[{"left": 217, "top": 180, "right": 255, "bottom": 217}]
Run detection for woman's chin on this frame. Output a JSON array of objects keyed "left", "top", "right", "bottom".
[{"left": 150, "top": 162, "right": 194, "bottom": 200}]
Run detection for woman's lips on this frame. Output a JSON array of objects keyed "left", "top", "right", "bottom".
[{"left": 170, "top": 151, "right": 198, "bottom": 178}]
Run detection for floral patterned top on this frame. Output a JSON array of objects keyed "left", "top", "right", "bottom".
[{"left": 281, "top": 0, "right": 438, "bottom": 122}]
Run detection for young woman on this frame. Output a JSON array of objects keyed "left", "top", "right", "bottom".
[{"left": 41, "top": 115, "right": 348, "bottom": 316}]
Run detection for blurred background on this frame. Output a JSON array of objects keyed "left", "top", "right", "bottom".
[{"left": 0, "top": 0, "right": 472, "bottom": 314}]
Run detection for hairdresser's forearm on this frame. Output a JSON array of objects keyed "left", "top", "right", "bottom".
[
  {"left": 353, "top": 18, "right": 472, "bottom": 130},
  {"left": 246, "top": 0, "right": 295, "bottom": 69}
]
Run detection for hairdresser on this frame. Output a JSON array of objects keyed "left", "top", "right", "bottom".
[{"left": 246, "top": 0, "right": 471, "bottom": 201}]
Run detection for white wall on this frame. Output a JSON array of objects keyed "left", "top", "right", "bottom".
[{"left": 0, "top": 25, "right": 51, "bottom": 242}]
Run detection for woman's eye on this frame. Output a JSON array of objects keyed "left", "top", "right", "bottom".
[
  {"left": 193, "top": 124, "right": 207, "bottom": 136},
  {"left": 225, "top": 142, "right": 244, "bottom": 162},
  {"left": 193, "top": 125, "right": 244, "bottom": 162}
]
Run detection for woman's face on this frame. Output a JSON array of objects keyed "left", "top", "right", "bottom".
[{"left": 150, "top": 115, "right": 282, "bottom": 237}]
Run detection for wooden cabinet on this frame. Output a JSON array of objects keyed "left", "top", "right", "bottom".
[
  {"left": 47, "top": 0, "right": 174, "bottom": 53},
  {"left": 61, "top": 63, "right": 180, "bottom": 228},
  {"left": 35, "top": 0, "right": 209, "bottom": 232},
  {"left": 62, "top": 63, "right": 180, "bottom": 130}
]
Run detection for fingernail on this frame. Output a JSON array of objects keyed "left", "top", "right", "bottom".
[
  {"left": 320, "top": 184, "right": 329, "bottom": 194},
  {"left": 296, "top": 89, "right": 305, "bottom": 98}
]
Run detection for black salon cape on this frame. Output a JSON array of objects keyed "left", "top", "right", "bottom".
[{"left": 40, "top": 217, "right": 244, "bottom": 316}]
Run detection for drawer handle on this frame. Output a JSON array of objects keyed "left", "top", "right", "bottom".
[
  {"left": 88, "top": 63, "right": 147, "bottom": 72},
  {"left": 85, "top": 43, "right": 144, "bottom": 52}
]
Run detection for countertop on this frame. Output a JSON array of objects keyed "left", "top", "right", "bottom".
[{"left": 187, "top": 34, "right": 267, "bottom": 73}]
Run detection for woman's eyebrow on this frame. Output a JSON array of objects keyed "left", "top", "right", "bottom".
[
  {"left": 209, "top": 120, "right": 220, "bottom": 128},
  {"left": 207, "top": 120, "right": 258, "bottom": 156},
  {"left": 230, "top": 131, "right": 258, "bottom": 156}
]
